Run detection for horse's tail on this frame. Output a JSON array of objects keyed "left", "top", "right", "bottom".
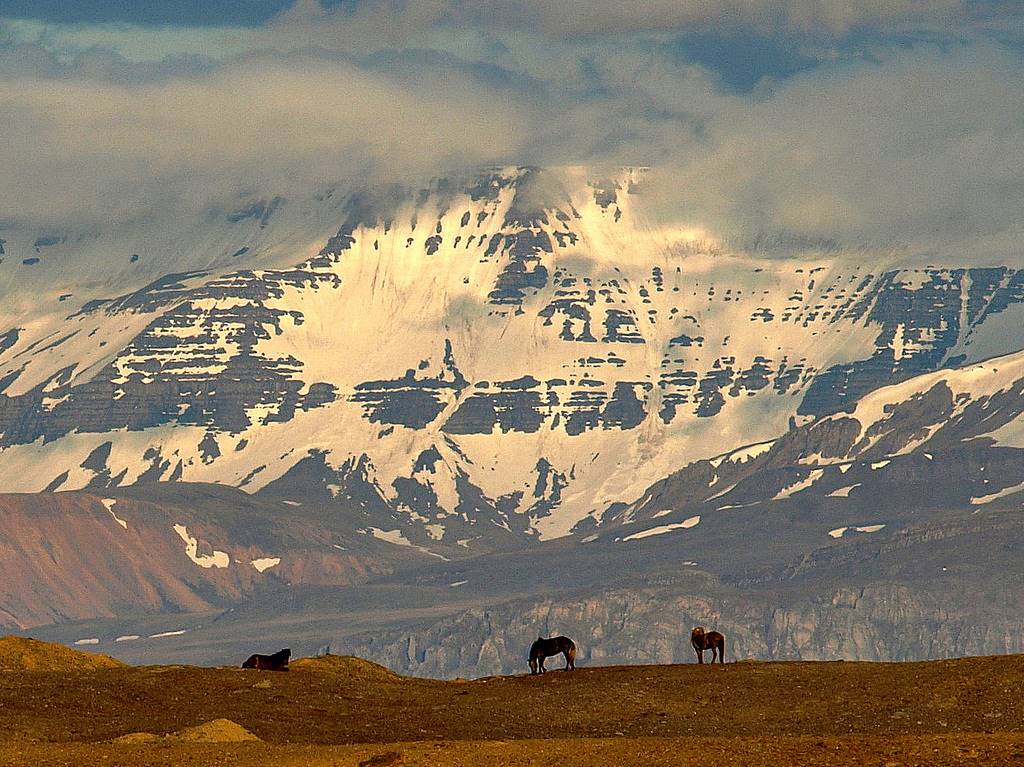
[
  {"left": 720, "top": 636, "right": 725, "bottom": 663},
  {"left": 566, "top": 640, "right": 577, "bottom": 669}
]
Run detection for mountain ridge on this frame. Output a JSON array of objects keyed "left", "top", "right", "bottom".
[{"left": 2, "top": 167, "right": 1022, "bottom": 555}]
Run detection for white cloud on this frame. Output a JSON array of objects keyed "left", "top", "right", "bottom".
[
  {"left": 638, "top": 45, "right": 1024, "bottom": 261},
  {"left": 0, "top": 6, "right": 1021, "bottom": 264},
  {"left": 0, "top": 47, "right": 535, "bottom": 229}
]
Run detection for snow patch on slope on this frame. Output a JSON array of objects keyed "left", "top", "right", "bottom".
[
  {"left": 172, "top": 524, "right": 229, "bottom": 569},
  {"left": 829, "top": 523, "right": 886, "bottom": 538},
  {"left": 368, "top": 527, "right": 412, "bottom": 546},
  {"left": 828, "top": 484, "right": 860, "bottom": 498},
  {"left": 773, "top": 469, "right": 824, "bottom": 500},
  {"left": 621, "top": 515, "right": 700, "bottom": 541},
  {"left": 970, "top": 481, "right": 1024, "bottom": 505},
  {"left": 100, "top": 498, "right": 127, "bottom": 529},
  {"left": 988, "top": 414, "right": 1024, "bottom": 450},
  {"left": 367, "top": 527, "right": 448, "bottom": 560}
]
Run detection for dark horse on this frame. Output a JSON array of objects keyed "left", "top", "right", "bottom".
[
  {"left": 242, "top": 648, "right": 291, "bottom": 671},
  {"left": 529, "top": 636, "right": 576, "bottom": 674},
  {"left": 691, "top": 627, "right": 725, "bottom": 664}
]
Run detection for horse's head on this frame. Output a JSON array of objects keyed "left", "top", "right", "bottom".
[
  {"left": 528, "top": 638, "right": 544, "bottom": 673},
  {"left": 691, "top": 626, "right": 706, "bottom": 640}
]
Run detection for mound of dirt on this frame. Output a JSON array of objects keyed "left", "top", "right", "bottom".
[
  {"left": 0, "top": 636, "right": 122, "bottom": 672},
  {"left": 110, "top": 732, "right": 160, "bottom": 744},
  {"left": 291, "top": 654, "right": 401, "bottom": 682},
  {"left": 173, "top": 719, "right": 259, "bottom": 742},
  {"left": 112, "top": 719, "right": 259, "bottom": 745}
]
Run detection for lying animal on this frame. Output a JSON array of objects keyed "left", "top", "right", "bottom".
[
  {"left": 691, "top": 627, "right": 725, "bottom": 664},
  {"left": 529, "top": 635, "right": 576, "bottom": 674},
  {"left": 242, "top": 648, "right": 291, "bottom": 671}
]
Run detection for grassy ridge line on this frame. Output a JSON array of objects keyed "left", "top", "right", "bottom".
[
  {"left": 2, "top": 652, "right": 1024, "bottom": 746},
  {"left": 0, "top": 635, "right": 122, "bottom": 672}
]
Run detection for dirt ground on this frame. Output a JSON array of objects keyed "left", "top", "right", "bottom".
[{"left": 2, "top": 646, "right": 1023, "bottom": 766}]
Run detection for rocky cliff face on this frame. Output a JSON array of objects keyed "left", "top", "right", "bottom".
[
  {"left": 328, "top": 513, "right": 1024, "bottom": 677},
  {"left": 323, "top": 582, "right": 1024, "bottom": 678}
]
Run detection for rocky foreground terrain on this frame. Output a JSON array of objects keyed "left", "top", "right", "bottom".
[{"left": 1, "top": 637, "right": 1023, "bottom": 766}]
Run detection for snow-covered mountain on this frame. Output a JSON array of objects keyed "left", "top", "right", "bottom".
[
  {"left": 2, "top": 167, "right": 1024, "bottom": 559},
  {"left": 593, "top": 346, "right": 1024, "bottom": 540}
]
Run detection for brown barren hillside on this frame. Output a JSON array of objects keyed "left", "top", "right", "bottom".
[
  {"left": 0, "top": 488, "right": 407, "bottom": 630},
  {"left": 1, "top": 640, "right": 1023, "bottom": 766},
  {"left": 0, "top": 636, "right": 122, "bottom": 672}
]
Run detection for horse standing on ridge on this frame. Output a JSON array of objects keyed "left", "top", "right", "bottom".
[
  {"left": 529, "top": 636, "right": 577, "bottom": 674},
  {"left": 241, "top": 648, "right": 291, "bottom": 671},
  {"left": 690, "top": 627, "right": 725, "bottom": 664}
]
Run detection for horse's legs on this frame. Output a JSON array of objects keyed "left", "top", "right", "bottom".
[
  {"left": 695, "top": 648, "right": 704, "bottom": 664},
  {"left": 563, "top": 650, "right": 574, "bottom": 671},
  {"left": 539, "top": 657, "right": 546, "bottom": 673}
]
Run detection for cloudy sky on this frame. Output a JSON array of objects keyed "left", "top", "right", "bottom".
[{"left": 1, "top": 0, "right": 1023, "bottom": 262}]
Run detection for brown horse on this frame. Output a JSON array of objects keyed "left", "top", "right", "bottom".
[
  {"left": 529, "top": 636, "right": 576, "bottom": 674},
  {"left": 242, "top": 648, "right": 290, "bottom": 671},
  {"left": 691, "top": 627, "right": 725, "bottom": 664}
]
